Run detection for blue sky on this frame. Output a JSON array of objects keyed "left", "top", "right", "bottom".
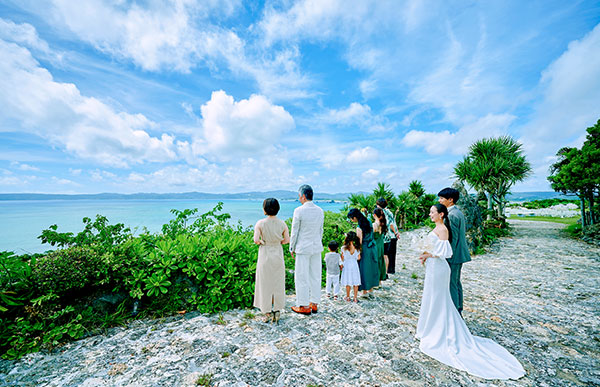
[{"left": 1, "top": 0, "right": 599, "bottom": 195}]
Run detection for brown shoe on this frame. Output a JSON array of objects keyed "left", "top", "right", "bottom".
[
  {"left": 291, "top": 306, "right": 312, "bottom": 315},
  {"left": 309, "top": 303, "right": 318, "bottom": 313}
]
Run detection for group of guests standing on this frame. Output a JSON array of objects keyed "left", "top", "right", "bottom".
[
  {"left": 252, "top": 184, "right": 525, "bottom": 380},
  {"left": 252, "top": 185, "right": 400, "bottom": 319}
]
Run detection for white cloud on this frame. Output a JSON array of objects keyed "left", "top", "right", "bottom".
[
  {"left": 515, "top": 22, "right": 600, "bottom": 190},
  {"left": 52, "top": 176, "right": 78, "bottom": 185},
  {"left": 193, "top": 90, "right": 295, "bottom": 159},
  {"left": 0, "top": 18, "right": 50, "bottom": 53},
  {"left": 90, "top": 169, "right": 117, "bottom": 182},
  {"left": 0, "top": 39, "right": 178, "bottom": 167},
  {"left": 124, "top": 153, "right": 298, "bottom": 192},
  {"left": 10, "top": 161, "right": 40, "bottom": 171},
  {"left": 39, "top": 1, "right": 311, "bottom": 100},
  {"left": 402, "top": 113, "right": 516, "bottom": 155},
  {"left": 322, "top": 102, "right": 395, "bottom": 133},
  {"left": 362, "top": 168, "right": 380, "bottom": 179},
  {"left": 47, "top": 0, "right": 240, "bottom": 72},
  {"left": 346, "top": 147, "right": 379, "bottom": 163}
]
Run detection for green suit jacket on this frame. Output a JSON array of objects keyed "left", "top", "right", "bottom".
[{"left": 447, "top": 205, "right": 471, "bottom": 264}]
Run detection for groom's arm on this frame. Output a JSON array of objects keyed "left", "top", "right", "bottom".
[{"left": 448, "top": 211, "right": 461, "bottom": 255}]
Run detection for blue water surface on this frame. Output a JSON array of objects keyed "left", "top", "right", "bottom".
[{"left": 0, "top": 199, "right": 346, "bottom": 254}]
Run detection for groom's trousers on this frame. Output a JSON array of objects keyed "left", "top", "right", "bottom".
[
  {"left": 447, "top": 262, "right": 463, "bottom": 313},
  {"left": 294, "top": 253, "right": 322, "bottom": 306}
]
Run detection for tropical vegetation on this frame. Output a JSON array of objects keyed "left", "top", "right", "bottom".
[
  {"left": 455, "top": 136, "right": 532, "bottom": 220},
  {"left": 548, "top": 119, "right": 599, "bottom": 231}
]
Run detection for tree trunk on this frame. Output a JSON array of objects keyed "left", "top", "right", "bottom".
[
  {"left": 487, "top": 192, "right": 493, "bottom": 221},
  {"left": 580, "top": 195, "right": 587, "bottom": 229},
  {"left": 589, "top": 192, "right": 595, "bottom": 225}
]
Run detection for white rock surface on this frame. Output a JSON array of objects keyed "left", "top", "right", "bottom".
[{"left": 1, "top": 220, "right": 599, "bottom": 386}]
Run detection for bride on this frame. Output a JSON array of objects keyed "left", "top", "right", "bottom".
[{"left": 416, "top": 203, "right": 525, "bottom": 380}]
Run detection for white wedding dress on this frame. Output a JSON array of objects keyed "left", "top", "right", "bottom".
[{"left": 416, "top": 231, "right": 525, "bottom": 380}]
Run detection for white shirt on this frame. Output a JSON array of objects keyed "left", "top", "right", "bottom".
[{"left": 289, "top": 201, "right": 324, "bottom": 254}]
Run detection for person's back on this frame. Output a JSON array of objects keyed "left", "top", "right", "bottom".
[
  {"left": 325, "top": 252, "right": 341, "bottom": 275},
  {"left": 260, "top": 217, "right": 286, "bottom": 245},
  {"left": 290, "top": 185, "right": 325, "bottom": 315},
  {"left": 291, "top": 201, "right": 324, "bottom": 254}
]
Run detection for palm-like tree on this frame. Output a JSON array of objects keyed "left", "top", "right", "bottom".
[
  {"left": 455, "top": 136, "right": 531, "bottom": 219},
  {"left": 408, "top": 180, "right": 425, "bottom": 198},
  {"left": 348, "top": 193, "right": 376, "bottom": 214}
]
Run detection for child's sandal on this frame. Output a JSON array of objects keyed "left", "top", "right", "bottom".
[{"left": 344, "top": 296, "right": 351, "bottom": 302}]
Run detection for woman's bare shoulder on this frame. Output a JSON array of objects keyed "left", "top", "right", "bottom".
[{"left": 433, "top": 225, "right": 449, "bottom": 240}]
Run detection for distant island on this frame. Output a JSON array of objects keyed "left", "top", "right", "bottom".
[
  {"left": 0, "top": 190, "right": 572, "bottom": 202},
  {"left": 0, "top": 190, "right": 356, "bottom": 201}
]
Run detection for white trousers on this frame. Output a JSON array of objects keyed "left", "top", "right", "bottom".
[
  {"left": 294, "top": 252, "right": 322, "bottom": 306},
  {"left": 325, "top": 274, "right": 340, "bottom": 295}
]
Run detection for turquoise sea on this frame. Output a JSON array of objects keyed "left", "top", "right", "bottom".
[{"left": 0, "top": 199, "right": 346, "bottom": 254}]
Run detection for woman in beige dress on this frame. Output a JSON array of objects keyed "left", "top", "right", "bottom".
[{"left": 253, "top": 198, "right": 290, "bottom": 323}]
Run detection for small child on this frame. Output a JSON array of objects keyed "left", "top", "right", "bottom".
[
  {"left": 340, "top": 231, "right": 361, "bottom": 303},
  {"left": 324, "top": 240, "right": 343, "bottom": 299}
]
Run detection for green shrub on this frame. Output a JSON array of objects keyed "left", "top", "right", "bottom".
[{"left": 30, "top": 247, "right": 105, "bottom": 295}]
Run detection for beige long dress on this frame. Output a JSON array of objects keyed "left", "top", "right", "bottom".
[{"left": 253, "top": 217, "right": 286, "bottom": 313}]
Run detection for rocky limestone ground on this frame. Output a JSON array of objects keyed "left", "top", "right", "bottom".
[{"left": 1, "top": 220, "right": 599, "bottom": 387}]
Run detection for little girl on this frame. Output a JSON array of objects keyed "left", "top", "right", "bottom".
[{"left": 340, "top": 231, "right": 362, "bottom": 303}]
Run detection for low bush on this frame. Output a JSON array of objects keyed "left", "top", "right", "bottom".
[{"left": 30, "top": 247, "right": 105, "bottom": 295}]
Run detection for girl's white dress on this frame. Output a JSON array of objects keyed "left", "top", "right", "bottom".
[
  {"left": 416, "top": 231, "right": 525, "bottom": 380},
  {"left": 340, "top": 247, "right": 361, "bottom": 287}
]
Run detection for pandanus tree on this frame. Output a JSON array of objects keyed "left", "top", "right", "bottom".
[{"left": 455, "top": 136, "right": 531, "bottom": 220}]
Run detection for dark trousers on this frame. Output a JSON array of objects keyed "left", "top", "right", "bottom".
[
  {"left": 385, "top": 238, "right": 398, "bottom": 274},
  {"left": 447, "top": 261, "right": 463, "bottom": 313}
]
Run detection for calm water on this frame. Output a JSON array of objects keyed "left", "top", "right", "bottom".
[{"left": 0, "top": 199, "right": 346, "bottom": 254}]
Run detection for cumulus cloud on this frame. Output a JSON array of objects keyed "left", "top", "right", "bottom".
[
  {"left": 193, "top": 90, "right": 295, "bottom": 159},
  {"left": 0, "top": 38, "right": 178, "bottom": 167},
  {"left": 322, "top": 103, "right": 395, "bottom": 132},
  {"left": 46, "top": 0, "right": 239, "bottom": 72},
  {"left": 38, "top": 1, "right": 311, "bottom": 100},
  {"left": 346, "top": 146, "right": 379, "bottom": 163},
  {"left": 361, "top": 168, "right": 380, "bottom": 181},
  {"left": 0, "top": 18, "right": 50, "bottom": 53},
  {"left": 402, "top": 113, "right": 516, "bottom": 155},
  {"left": 124, "top": 153, "right": 298, "bottom": 192}
]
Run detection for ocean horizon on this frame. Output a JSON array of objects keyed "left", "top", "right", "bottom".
[
  {"left": 0, "top": 198, "right": 346, "bottom": 254},
  {"left": 0, "top": 191, "right": 572, "bottom": 254}
]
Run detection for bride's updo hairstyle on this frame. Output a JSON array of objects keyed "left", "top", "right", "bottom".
[
  {"left": 433, "top": 203, "right": 453, "bottom": 243},
  {"left": 347, "top": 208, "right": 372, "bottom": 236}
]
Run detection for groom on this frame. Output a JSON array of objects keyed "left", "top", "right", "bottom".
[
  {"left": 438, "top": 187, "right": 471, "bottom": 315},
  {"left": 289, "top": 184, "right": 324, "bottom": 315}
]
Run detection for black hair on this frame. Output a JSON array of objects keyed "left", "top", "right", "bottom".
[
  {"left": 347, "top": 208, "right": 372, "bottom": 236},
  {"left": 263, "top": 198, "right": 280, "bottom": 216},
  {"left": 343, "top": 231, "right": 359, "bottom": 250},
  {"left": 376, "top": 197, "right": 388, "bottom": 208},
  {"left": 432, "top": 203, "right": 453, "bottom": 243},
  {"left": 373, "top": 207, "right": 388, "bottom": 235},
  {"left": 328, "top": 240, "right": 339, "bottom": 252},
  {"left": 298, "top": 184, "right": 314, "bottom": 200},
  {"left": 437, "top": 187, "right": 460, "bottom": 204}
]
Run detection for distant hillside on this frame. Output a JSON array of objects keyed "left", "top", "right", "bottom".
[
  {"left": 0, "top": 190, "right": 573, "bottom": 202},
  {"left": 0, "top": 191, "right": 357, "bottom": 201}
]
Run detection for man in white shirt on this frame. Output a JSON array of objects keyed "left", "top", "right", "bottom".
[{"left": 290, "top": 185, "right": 324, "bottom": 315}]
